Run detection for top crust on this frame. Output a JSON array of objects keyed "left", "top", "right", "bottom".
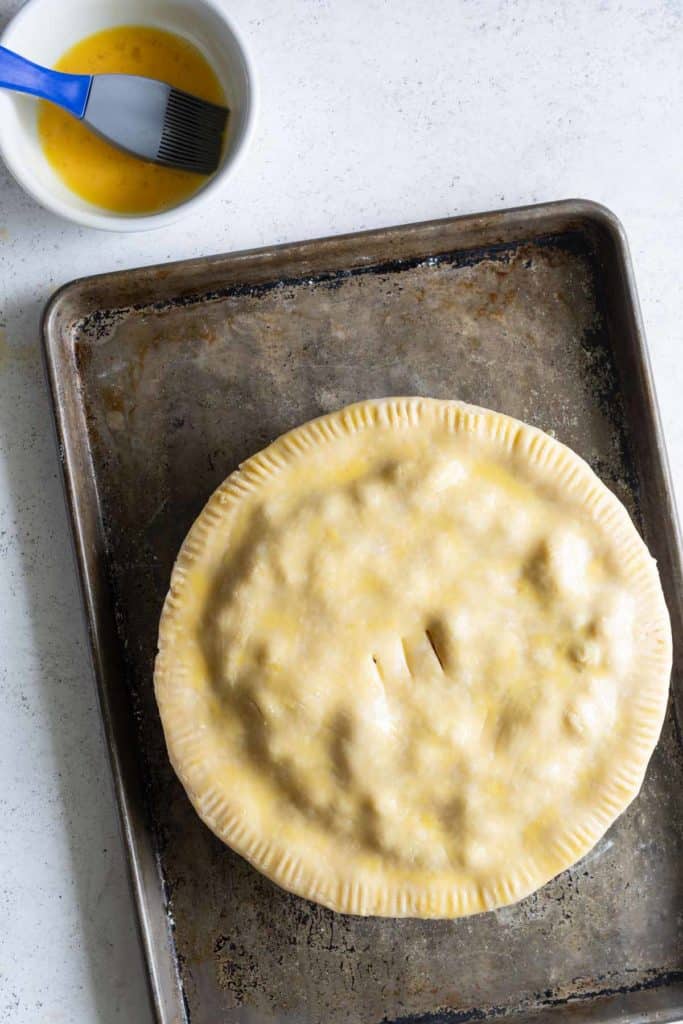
[{"left": 154, "top": 398, "right": 672, "bottom": 918}]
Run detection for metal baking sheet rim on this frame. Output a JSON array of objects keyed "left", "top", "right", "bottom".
[{"left": 41, "top": 199, "right": 683, "bottom": 1024}]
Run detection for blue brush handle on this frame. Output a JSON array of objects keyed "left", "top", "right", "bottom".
[{"left": 0, "top": 46, "right": 91, "bottom": 118}]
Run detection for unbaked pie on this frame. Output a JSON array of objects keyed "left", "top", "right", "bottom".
[{"left": 154, "top": 398, "right": 671, "bottom": 917}]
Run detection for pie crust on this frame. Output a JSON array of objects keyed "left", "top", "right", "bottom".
[{"left": 154, "top": 398, "right": 671, "bottom": 917}]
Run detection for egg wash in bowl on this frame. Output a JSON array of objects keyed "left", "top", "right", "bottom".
[{"left": 38, "top": 26, "right": 225, "bottom": 213}]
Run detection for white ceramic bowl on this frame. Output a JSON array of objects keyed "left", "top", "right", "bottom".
[{"left": 0, "top": 0, "right": 256, "bottom": 230}]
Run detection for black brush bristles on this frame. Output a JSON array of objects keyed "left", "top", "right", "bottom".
[{"left": 157, "top": 88, "right": 229, "bottom": 175}]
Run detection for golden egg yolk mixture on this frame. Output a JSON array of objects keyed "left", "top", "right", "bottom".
[{"left": 38, "top": 26, "right": 225, "bottom": 214}]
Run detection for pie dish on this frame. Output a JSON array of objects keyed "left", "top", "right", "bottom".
[{"left": 154, "top": 398, "right": 671, "bottom": 917}]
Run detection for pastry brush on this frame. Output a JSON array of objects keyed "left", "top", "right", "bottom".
[{"left": 0, "top": 45, "right": 229, "bottom": 174}]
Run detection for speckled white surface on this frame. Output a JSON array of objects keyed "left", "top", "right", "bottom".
[{"left": 0, "top": 1, "right": 681, "bottom": 1021}]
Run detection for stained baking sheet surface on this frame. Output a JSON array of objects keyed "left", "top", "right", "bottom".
[{"left": 43, "top": 202, "right": 683, "bottom": 1024}]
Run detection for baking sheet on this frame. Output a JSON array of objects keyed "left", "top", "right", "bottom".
[{"left": 43, "top": 201, "right": 683, "bottom": 1024}]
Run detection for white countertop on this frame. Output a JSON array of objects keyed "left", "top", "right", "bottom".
[{"left": 0, "top": 1, "right": 681, "bottom": 1021}]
